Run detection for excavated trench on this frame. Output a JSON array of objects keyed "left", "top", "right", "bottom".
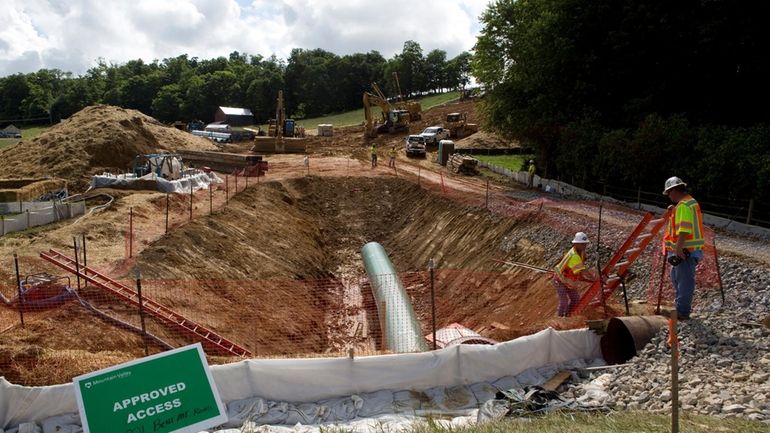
[{"left": 1, "top": 176, "right": 584, "bottom": 385}]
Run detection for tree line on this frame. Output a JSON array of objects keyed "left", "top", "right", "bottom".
[
  {"left": 0, "top": 41, "right": 471, "bottom": 125},
  {"left": 474, "top": 0, "right": 770, "bottom": 209}
]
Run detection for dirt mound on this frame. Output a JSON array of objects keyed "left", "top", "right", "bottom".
[
  {"left": 455, "top": 130, "right": 521, "bottom": 149},
  {"left": 0, "top": 105, "right": 217, "bottom": 192}
]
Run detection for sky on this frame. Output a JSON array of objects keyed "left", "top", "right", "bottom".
[{"left": 0, "top": 0, "right": 492, "bottom": 77}]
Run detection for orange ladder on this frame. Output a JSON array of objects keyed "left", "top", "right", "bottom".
[
  {"left": 571, "top": 208, "right": 672, "bottom": 315},
  {"left": 40, "top": 249, "right": 252, "bottom": 357}
]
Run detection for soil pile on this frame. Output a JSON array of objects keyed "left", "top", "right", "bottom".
[
  {"left": 0, "top": 105, "right": 217, "bottom": 192},
  {"left": 455, "top": 130, "right": 522, "bottom": 149}
]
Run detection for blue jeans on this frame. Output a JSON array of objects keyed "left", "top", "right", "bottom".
[
  {"left": 553, "top": 280, "right": 579, "bottom": 317},
  {"left": 669, "top": 253, "right": 701, "bottom": 318}
]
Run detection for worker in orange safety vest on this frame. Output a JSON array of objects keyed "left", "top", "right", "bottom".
[
  {"left": 552, "top": 232, "right": 601, "bottom": 317},
  {"left": 662, "top": 176, "right": 705, "bottom": 320}
]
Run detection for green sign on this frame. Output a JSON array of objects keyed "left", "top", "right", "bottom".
[{"left": 74, "top": 343, "right": 227, "bottom": 433}]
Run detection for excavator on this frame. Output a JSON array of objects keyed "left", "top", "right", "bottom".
[
  {"left": 391, "top": 72, "right": 422, "bottom": 121},
  {"left": 364, "top": 82, "right": 406, "bottom": 135},
  {"left": 363, "top": 82, "right": 410, "bottom": 138}
]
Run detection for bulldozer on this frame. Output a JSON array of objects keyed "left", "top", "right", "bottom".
[
  {"left": 363, "top": 82, "right": 410, "bottom": 138},
  {"left": 445, "top": 112, "right": 479, "bottom": 138}
]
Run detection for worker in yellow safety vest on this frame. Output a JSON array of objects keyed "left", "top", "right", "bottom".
[
  {"left": 662, "top": 176, "right": 704, "bottom": 320},
  {"left": 552, "top": 232, "right": 601, "bottom": 317},
  {"left": 371, "top": 144, "right": 378, "bottom": 168},
  {"left": 527, "top": 160, "right": 536, "bottom": 188},
  {"left": 388, "top": 145, "right": 397, "bottom": 168}
]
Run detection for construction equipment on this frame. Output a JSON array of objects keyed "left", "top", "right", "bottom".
[
  {"left": 41, "top": 249, "right": 252, "bottom": 357},
  {"left": 251, "top": 90, "right": 306, "bottom": 153},
  {"left": 445, "top": 112, "right": 479, "bottom": 138},
  {"left": 0, "top": 273, "right": 75, "bottom": 311},
  {"left": 131, "top": 154, "right": 183, "bottom": 180},
  {"left": 570, "top": 207, "right": 674, "bottom": 315},
  {"left": 363, "top": 82, "right": 410, "bottom": 138},
  {"left": 177, "top": 150, "right": 268, "bottom": 177},
  {"left": 391, "top": 72, "right": 422, "bottom": 121}
]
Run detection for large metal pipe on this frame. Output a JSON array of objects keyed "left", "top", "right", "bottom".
[
  {"left": 600, "top": 315, "right": 668, "bottom": 364},
  {"left": 361, "top": 242, "right": 428, "bottom": 353}
]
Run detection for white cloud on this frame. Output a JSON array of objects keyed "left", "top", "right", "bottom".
[{"left": 0, "top": 0, "right": 491, "bottom": 76}]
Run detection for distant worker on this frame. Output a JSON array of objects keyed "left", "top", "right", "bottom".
[
  {"left": 552, "top": 232, "right": 601, "bottom": 317},
  {"left": 662, "top": 176, "right": 704, "bottom": 320},
  {"left": 527, "top": 160, "right": 536, "bottom": 188},
  {"left": 371, "top": 144, "right": 378, "bottom": 168},
  {"left": 388, "top": 145, "right": 397, "bottom": 168}
]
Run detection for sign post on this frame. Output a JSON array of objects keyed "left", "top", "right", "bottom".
[{"left": 74, "top": 344, "right": 226, "bottom": 433}]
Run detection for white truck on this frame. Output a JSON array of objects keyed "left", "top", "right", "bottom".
[{"left": 420, "top": 126, "right": 450, "bottom": 145}]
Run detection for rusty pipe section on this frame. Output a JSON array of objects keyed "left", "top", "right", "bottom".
[{"left": 600, "top": 315, "right": 668, "bottom": 364}]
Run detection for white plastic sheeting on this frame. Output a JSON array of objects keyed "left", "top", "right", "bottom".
[
  {"left": 0, "top": 328, "right": 601, "bottom": 431},
  {"left": 0, "top": 202, "right": 85, "bottom": 236},
  {"left": 89, "top": 171, "right": 222, "bottom": 194}
]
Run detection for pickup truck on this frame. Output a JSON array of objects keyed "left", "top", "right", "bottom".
[
  {"left": 420, "top": 126, "right": 449, "bottom": 145},
  {"left": 405, "top": 135, "right": 427, "bottom": 157}
]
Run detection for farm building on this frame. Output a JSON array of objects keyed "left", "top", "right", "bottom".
[{"left": 214, "top": 107, "right": 254, "bottom": 126}]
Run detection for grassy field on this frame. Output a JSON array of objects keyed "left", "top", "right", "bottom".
[
  {"left": 0, "top": 125, "right": 48, "bottom": 150},
  {"left": 291, "top": 91, "right": 461, "bottom": 129},
  {"left": 475, "top": 154, "right": 535, "bottom": 172}
]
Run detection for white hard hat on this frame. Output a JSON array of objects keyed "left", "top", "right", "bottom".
[
  {"left": 571, "top": 232, "right": 590, "bottom": 244},
  {"left": 529, "top": 160, "right": 534, "bottom": 163},
  {"left": 663, "top": 176, "right": 687, "bottom": 194}
]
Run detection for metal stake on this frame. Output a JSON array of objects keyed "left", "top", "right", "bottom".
[
  {"left": 429, "top": 258, "right": 437, "bottom": 350},
  {"left": 82, "top": 233, "right": 88, "bottom": 287},
  {"left": 596, "top": 198, "right": 607, "bottom": 317},
  {"left": 165, "top": 194, "right": 169, "bottom": 234},
  {"left": 656, "top": 254, "right": 668, "bottom": 315},
  {"left": 135, "top": 267, "right": 149, "bottom": 356},
  {"left": 14, "top": 253, "right": 24, "bottom": 327},
  {"left": 73, "top": 237, "right": 81, "bottom": 290},
  {"left": 189, "top": 181, "right": 193, "bottom": 221},
  {"left": 209, "top": 184, "right": 213, "bottom": 215},
  {"left": 671, "top": 310, "right": 679, "bottom": 433},
  {"left": 129, "top": 207, "right": 133, "bottom": 258}
]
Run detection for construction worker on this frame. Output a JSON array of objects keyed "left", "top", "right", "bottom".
[
  {"left": 552, "top": 232, "right": 601, "bottom": 317},
  {"left": 371, "top": 144, "right": 378, "bottom": 168},
  {"left": 527, "top": 160, "right": 536, "bottom": 188},
  {"left": 388, "top": 145, "right": 397, "bottom": 168},
  {"left": 662, "top": 176, "right": 704, "bottom": 320}
]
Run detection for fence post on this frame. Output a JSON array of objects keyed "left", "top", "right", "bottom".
[
  {"left": 429, "top": 258, "right": 437, "bottom": 350},
  {"left": 746, "top": 198, "right": 754, "bottom": 225},
  {"left": 129, "top": 207, "right": 133, "bottom": 258},
  {"left": 637, "top": 187, "right": 642, "bottom": 210},
  {"left": 1, "top": 215, "right": 4, "bottom": 236},
  {"left": 82, "top": 233, "right": 88, "bottom": 288},
  {"left": 189, "top": 181, "right": 193, "bottom": 221},
  {"left": 226, "top": 175, "right": 229, "bottom": 203},
  {"left": 485, "top": 179, "right": 490, "bottom": 209},
  {"left": 73, "top": 237, "right": 81, "bottom": 290},
  {"left": 235, "top": 173, "right": 238, "bottom": 193},
  {"left": 135, "top": 267, "right": 149, "bottom": 357},
  {"left": 209, "top": 184, "right": 213, "bottom": 215},
  {"left": 165, "top": 194, "right": 169, "bottom": 234},
  {"left": 26, "top": 210, "right": 30, "bottom": 230},
  {"left": 14, "top": 253, "right": 24, "bottom": 327},
  {"left": 418, "top": 167, "right": 421, "bottom": 186},
  {"left": 671, "top": 311, "right": 680, "bottom": 433}
]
